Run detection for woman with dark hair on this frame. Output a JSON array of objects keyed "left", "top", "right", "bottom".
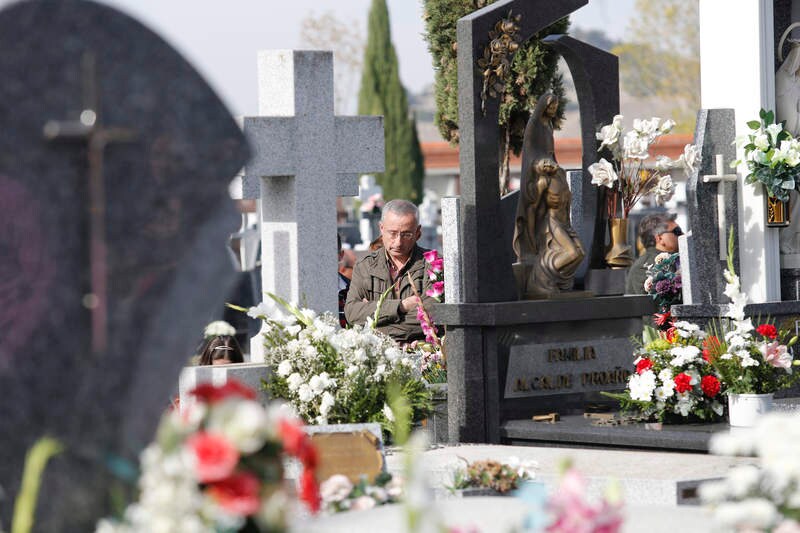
[{"left": 198, "top": 335, "right": 244, "bottom": 366}]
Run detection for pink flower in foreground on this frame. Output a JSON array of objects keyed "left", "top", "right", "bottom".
[
  {"left": 546, "top": 469, "right": 623, "bottom": 533},
  {"left": 763, "top": 341, "right": 793, "bottom": 370},
  {"left": 423, "top": 250, "right": 439, "bottom": 262},
  {"left": 207, "top": 472, "right": 261, "bottom": 516},
  {"left": 426, "top": 281, "right": 444, "bottom": 299},
  {"left": 186, "top": 432, "right": 240, "bottom": 483},
  {"left": 429, "top": 257, "right": 444, "bottom": 273}
]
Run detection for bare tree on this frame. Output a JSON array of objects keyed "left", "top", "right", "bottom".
[{"left": 299, "top": 11, "right": 365, "bottom": 115}]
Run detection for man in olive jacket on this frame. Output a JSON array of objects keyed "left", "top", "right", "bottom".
[{"left": 345, "top": 199, "right": 435, "bottom": 343}]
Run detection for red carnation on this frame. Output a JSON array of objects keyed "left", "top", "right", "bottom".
[
  {"left": 673, "top": 373, "right": 693, "bottom": 394},
  {"left": 298, "top": 468, "right": 321, "bottom": 514},
  {"left": 190, "top": 380, "right": 257, "bottom": 404},
  {"left": 701, "top": 375, "right": 721, "bottom": 398},
  {"left": 207, "top": 472, "right": 261, "bottom": 516},
  {"left": 756, "top": 324, "right": 778, "bottom": 340},
  {"left": 635, "top": 358, "right": 653, "bottom": 374},
  {"left": 186, "top": 432, "right": 240, "bottom": 483}
]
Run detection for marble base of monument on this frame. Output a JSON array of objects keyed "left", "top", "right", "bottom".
[
  {"left": 435, "top": 295, "right": 656, "bottom": 444},
  {"left": 582, "top": 268, "right": 628, "bottom": 296}
]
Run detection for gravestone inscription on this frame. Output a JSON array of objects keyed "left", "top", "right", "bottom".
[{"left": 0, "top": 1, "right": 249, "bottom": 529}]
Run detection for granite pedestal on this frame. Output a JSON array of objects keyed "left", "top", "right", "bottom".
[{"left": 436, "top": 295, "right": 656, "bottom": 444}]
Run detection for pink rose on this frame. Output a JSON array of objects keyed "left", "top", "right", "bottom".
[
  {"left": 429, "top": 258, "right": 444, "bottom": 273},
  {"left": 186, "top": 432, "right": 240, "bottom": 483}
]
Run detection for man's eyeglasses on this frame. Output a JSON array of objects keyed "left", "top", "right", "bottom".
[
  {"left": 662, "top": 226, "right": 683, "bottom": 237},
  {"left": 383, "top": 230, "right": 416, "bottom": 241}
]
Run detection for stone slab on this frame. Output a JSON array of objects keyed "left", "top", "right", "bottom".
[
  {"left": 385, "top": 443, "right": 753, "bottom": 507},
  {"left": 292, "top": 500, "right": 714, "bottom": 533},
  {"left": 179, "top": 363, "right": 271, "bottom": 413},
  {"left": 583, "top": 268, "right": 627, "bottom": 296},
  {"left": 434, "top": 295, "right": 655, "bottom": 326},
  {"left": 501, "top": 415, "right": 722, "bottom": 452},
  {"left": 441, "top": 196, "right": 463, "bottom": 303}
]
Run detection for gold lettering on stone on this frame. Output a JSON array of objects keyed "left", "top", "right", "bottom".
[{"left": 546, "top": 345, "right": 598, "bottom": 363}]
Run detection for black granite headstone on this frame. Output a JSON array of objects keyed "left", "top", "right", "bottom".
[{"left": 0, "top": 1, "right": 249, "bottom": 529}]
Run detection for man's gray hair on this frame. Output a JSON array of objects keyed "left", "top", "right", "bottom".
[
  {"left": 381, "top": 199, "right": 419, "bottom": 225},
  {"left": 638, "top": 213, "right": 677, "bottom": 248}
]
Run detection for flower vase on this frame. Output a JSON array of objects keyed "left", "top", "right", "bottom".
[
  {"left": 766, "top": 195, "right": 790, "bottom": 227},
  {"left": 727, "top": 392, "right": 774, "bottom": 427},
  {"left": 605, "top": 218, "right": 634, "bottom": 268},
  {"left": 423, "top": 383, "right": 448, "bottom": 444}
]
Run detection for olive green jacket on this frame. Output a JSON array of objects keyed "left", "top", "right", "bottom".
[
  {"left": 625, "top": 246, "right": 659, "bottom": 295},
  {"left": 344, "top": 245, "right": 435, "bottom": 343}
]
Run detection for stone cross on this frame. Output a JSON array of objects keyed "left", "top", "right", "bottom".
[
  {"left": 43, "top": 51, "right": 137, "bottom": 357},
  {"left": 242, "top": 50, "right": 384, "bottom": 315},
  {"left": 702, "top": 154, "right": 738, "bottom": 261},
  {"left": 678, "top": 109, "right": 739, "bottom": 306}
]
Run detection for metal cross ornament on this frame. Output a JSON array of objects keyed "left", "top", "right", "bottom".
[
  {"left": 702, "top": 154, "right": 738, "bottom": 260},
  {"left": 43, "top": 51, "right": 137, "bottom": 357}
]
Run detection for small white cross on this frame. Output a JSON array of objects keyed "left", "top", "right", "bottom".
[{"left": 702, "top": 154, "right": 738, "bottom": 260}]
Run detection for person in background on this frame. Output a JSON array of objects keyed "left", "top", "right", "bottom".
[
  {"left": 198, "top": 335, "right": 244, "bottom": 365},
  {"left": 344, "top": 199, "right": 434, "bottom": 343},
  {"left": 625, "top": 213, "right": 682, "bottom": 294},
  {"left": 338, "top": 233, "right": 351, "bottom": 328}
]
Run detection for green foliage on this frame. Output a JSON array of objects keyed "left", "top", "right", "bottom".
[
  {"left": 358, "top": 0, "right": 424, "bottom": 203},
  {"left": 422, "top": 0, "right": 568, "bottom": 191},
  {"left": 735, "top": 109, "right": 800, "bottom": 202},
  {"left": 12, "top": 437, "right": 63, "bottom": 533}
]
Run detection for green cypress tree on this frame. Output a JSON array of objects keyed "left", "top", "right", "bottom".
[
  {"left": 422, "top": 0, "right": 569, "bottom": 194},
  {"left": 358, "top": 0, "right": 424, "bottom": 203}
]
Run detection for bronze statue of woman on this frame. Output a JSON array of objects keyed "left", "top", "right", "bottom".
[{"left": 512, "top": 93, "right": 584, "bottom": 298}]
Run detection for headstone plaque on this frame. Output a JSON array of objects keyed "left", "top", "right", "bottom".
[
  {"left": 0, "top": 1, "right": 249, "bottom": 529},
  {"left": 305, "top": 423, "right": 385, "bottom": 484}
]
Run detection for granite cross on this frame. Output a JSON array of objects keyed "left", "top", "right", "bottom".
[
  {"left": 242, "top": 50, "right": 384, "bottom": 315},
  {"left": 43, "top": 51, "right": 137, "bottom": 357},
  {"left": 702, "top": 154, "right": 738, "bottom": 260}
]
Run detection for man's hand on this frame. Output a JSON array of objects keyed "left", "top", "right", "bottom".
[{"left": 398, "top": 295, "right": 420, "bottom": 314}]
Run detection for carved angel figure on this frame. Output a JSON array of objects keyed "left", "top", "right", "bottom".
[{"left": 512, "top": 93, "right": 584, "bottom": 298}]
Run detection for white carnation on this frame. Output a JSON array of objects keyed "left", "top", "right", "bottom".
[
  {"left": 206, "top": 400, "right": 269, "bottom": 453},
  {"left": 286, "top": 373, "right": 303, "bottom": 392},
  {"left": 298, "top": 384, "right": 313, "bottom": 403},
  {"left": 628, "top": 370, "right": 656, "bottom": 401},
  {"left": 276, "top": 360, "right": 292, "bottom": 377}
]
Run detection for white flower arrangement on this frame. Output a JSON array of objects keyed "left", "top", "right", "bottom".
[
  {"left": 589, "top": 115, "right": 697, "bottom": 218},
  {"left": 244, "top": 294, "right": 431, "bottom": 433},
  {"left": 203, "top": 320, "right": 236, "bottom": 339},
  {"left": 700, "top": 412, "right": 800, "bottom": 532}
]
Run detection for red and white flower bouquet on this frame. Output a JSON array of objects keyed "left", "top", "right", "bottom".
[
  {"left": 96, "top": 380, "right": 320, "bottom": 533},
  {"left": 604, "top": 323, "right": 725, "bottom": 423}
]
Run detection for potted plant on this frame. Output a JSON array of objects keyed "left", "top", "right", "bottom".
[
  {"left": 643, "top": 251, "right": 682, "bottom": 330},
  {"left": 589, "top": 116, "right": 697, "bottom": 267},
  {"left": 735, "top": 109, "right": 800, "bottom": 226},
  {"left": 703, "top": 243, "right": 799, "bottom": 426}
]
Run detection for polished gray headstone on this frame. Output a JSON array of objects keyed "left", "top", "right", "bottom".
[
  {"left": 680, "top": 109, "right": 739, "bottom": 306},
  {"left": 0, "top": 1, "right": 249, "bottom": 528}
]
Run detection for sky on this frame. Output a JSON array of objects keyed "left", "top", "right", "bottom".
[{"left": 0, "top": 0, "right": 635, "bottom": 118}]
